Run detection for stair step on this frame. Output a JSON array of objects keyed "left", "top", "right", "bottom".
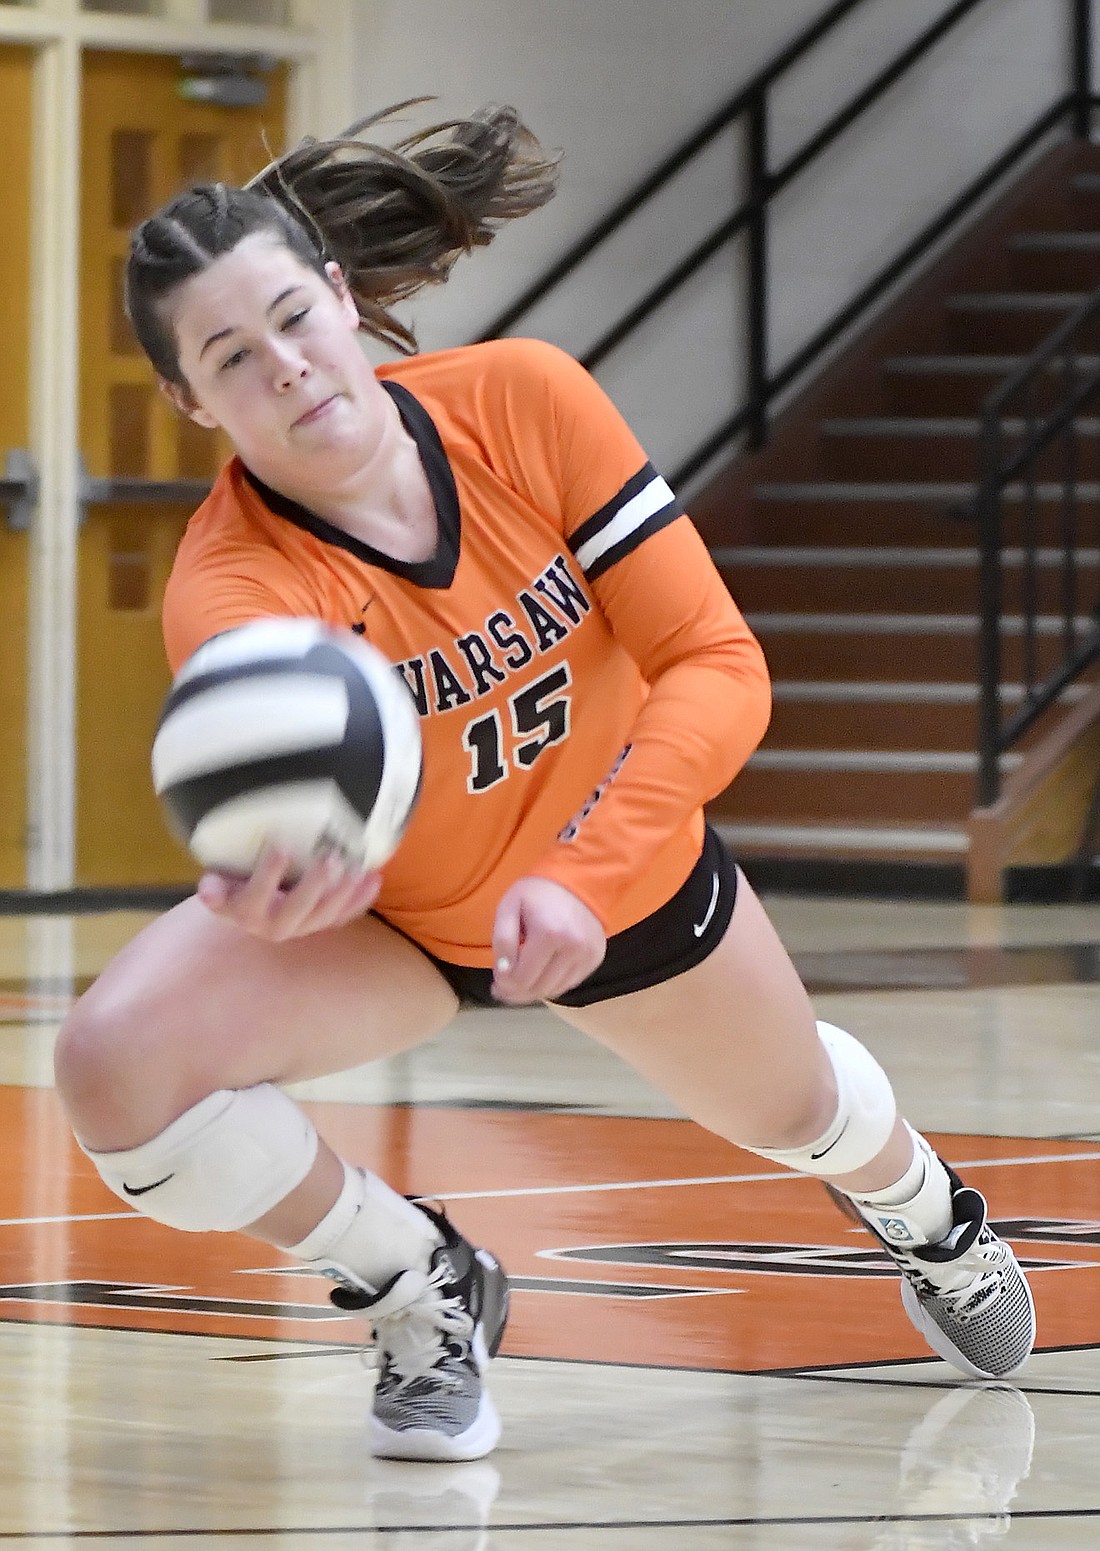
[
  {"left": 944, "top": 292, "right": 1087, "bottom": 311},
  {"left": 744, "top": 611, "right": 1097, "bottom": 633},
  {"left": 716, "top": 547, "right": 1100, "bottom": 612},
  {"left": 717, "top": 764, "right": 984, "bottom": 822},
  {"left": 744, "top": 496, "right": 1097, "bottom": 545},
  {"left": 713, "top": 820, "right": 968, "bottom": 855},
  {"left": 820, "top": 416, "right": 1100, "bottom": 436},
  {"left": 754, "top": 480, "right": 1100, "bottom": 501},
  {"left": 769, "top": 679, "right": 1092, "bottom": 704},
  {"left": 762, "top": 679, "right": 1091, "bottom": 749},
  {"left": 715, "top": 545, "right": 1100, "bottom": 566},
  {"left": 758, "top": 629, "right": 1091, "bottom": 681},
  {"left": 815, "top": 416, "right": 1100, "bottom": 479},
  {"left": 745, "top": 749, "right": 1021, "bottom": 773},
  {"left": 881, "top": 355, "right": 1100, "bottom": 414},
  {"left": 884, "top": 354, "right": 1100, "bottom": 375},
  {"left": 942, "top": 291, "right": 1095, "bottom": 351},
  {"left": 1009, "top": 231, "right": 1100, "bottom": 251}
]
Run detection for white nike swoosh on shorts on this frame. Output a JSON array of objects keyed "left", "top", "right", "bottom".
[{"left": 692, "top": 871, "right": 721, "bottom": 937}]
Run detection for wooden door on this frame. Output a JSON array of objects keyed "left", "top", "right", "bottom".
[
  {"left": 0, "top": 48, "right": 33, "bottom": 886},
  {"left": 78, "top": 51, "right": 286, "bottom": 885}
]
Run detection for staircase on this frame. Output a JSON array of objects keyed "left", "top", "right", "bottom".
[{"left": 690, "top": 141, "right": 1100, "bottom": 895}]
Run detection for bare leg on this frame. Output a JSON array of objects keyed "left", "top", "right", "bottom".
[
  {"left": 551, "top": 873, "right": 914, "bottom": 1193},
  {"left": 54, "top": 895, "right": 459, "bottom": 1245},
  {"left": 551, "top": 870, "right": 1036, "bottom": 1383}
]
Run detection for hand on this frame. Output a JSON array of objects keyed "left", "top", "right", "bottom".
[
  {"left": 196, "top": 847, "right": 383, "bottom": 941},
  {"left": 491, "top": 877, "right": 607, "bottom": 1004}
]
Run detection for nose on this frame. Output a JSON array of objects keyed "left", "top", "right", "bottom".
[{"left": 268, "top": 336, "right": 310, "bottom": 390}]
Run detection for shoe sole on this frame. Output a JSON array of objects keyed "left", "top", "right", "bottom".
[
  {"left": 900, "top": 1274, "right": 1036, "bottom": 1380},
  {"left": 369, "top": 1392, "right": 502, "bottom": 1462}
]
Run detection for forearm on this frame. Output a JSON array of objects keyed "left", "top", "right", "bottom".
[{"left": 531, "top": 646, "right": 771, "bottom": 926}]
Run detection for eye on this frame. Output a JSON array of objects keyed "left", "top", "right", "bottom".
[
  {"left": 281, "top": 307, "right": 310, "bottom": 330},
  {"left": 219, "top": 347, "right": 248, "bottom": 372}
]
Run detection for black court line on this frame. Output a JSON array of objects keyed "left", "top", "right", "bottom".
[
  {"left": 759, "top": 1335, "right": 1100, "bottom": 1376},
  {"left": 219, "top": 1343, "right": 361, "bottom": 1361},
  {"left": 794, "top": 940, "right": 1100, "bottom": 991},
  {"left": 0, "top": 889, "right": 190, "bottom": 916},
  {"left": 0, "top": 1314, "right": 364, "bottom": 1351},
  {"left": 0, "top": 939, "right": 1099, "bottom": 994},
  {"left": 1, "top": 1308, "right": 1096, "bottom": 1384},
  {"left": 1, "top": 1507, "right": 1100, "bottom": 1537},
  {"left": 770, "top": 1370, "right": 1100, "bottom": 1398},
  {"left": 0, "top": 1312, "right": 1076, "bottom": 1383}
]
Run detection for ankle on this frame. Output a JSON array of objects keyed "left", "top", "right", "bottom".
[
  {"left": 847, "top": 1128, "right": 954, "bottom": 1247},
  {"left": 287, "top": 1164, "right": 443, "bottom": 1291}
]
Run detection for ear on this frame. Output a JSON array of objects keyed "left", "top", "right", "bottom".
[
  {"left": 325, "top": 261, "right": 360, "bottom": 327},
  {"left": 159, "top": 377, "right": 218, "bottom": 430}
]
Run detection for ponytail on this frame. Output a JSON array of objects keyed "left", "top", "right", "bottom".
[
  {"left": 127, "top": 99, "right": 560, "bottom": 377},
  {"left": 250, "top": 100, "right": 559, "bottom": 352}
]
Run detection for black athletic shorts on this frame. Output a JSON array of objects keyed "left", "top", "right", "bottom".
[{"left": 422, "top": 823, "right": 738, "bottom": 1008}]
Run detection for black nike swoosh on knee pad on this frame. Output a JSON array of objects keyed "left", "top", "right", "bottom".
[
  {"left": 810, "top": 1118, "right": 850, "bottom": 1161},
  {"left": 121, "top": 1173, "right": 175, "bottom": 1196}
]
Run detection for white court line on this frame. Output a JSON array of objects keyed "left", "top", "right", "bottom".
[
  {"left": 0, "top": 1149, "right": 1096, "bottom": 1224},
  {"left": 0, "top": 1211, "right": 137, "bottom": 1226},
  {"left": 432, "top": 1149, "right": 1100, "bottom": 1203}
]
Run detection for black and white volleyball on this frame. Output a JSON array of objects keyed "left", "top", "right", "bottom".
[{"left": 152, "top": 619, "right": 422, "bottom": 876}]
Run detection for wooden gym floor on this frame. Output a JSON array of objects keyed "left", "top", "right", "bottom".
[{"left": 0, "top": 891, "right": 1097, "bottom": 1548}]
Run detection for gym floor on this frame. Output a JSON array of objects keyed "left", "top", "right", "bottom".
[{"left": 0, "top": 890, "right": 1097, "bottom": 1548}]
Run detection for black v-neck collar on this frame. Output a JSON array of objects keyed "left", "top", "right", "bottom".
[{"left": 241, "top": 378, "right": 460, "bottom": 588}]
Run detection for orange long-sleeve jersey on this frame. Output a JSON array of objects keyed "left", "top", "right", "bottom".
[{"left": 162, "top": 338, "right": 771, "bottom": 963}]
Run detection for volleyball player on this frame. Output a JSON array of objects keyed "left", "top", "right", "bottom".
[{"left": 53, "top": 103, "right": 1035, "bottom": 1464}]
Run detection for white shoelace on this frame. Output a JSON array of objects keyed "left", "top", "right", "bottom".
[
  {"left": 919, "top": 1238, "right": 1011, "bottom": 1307},
  {"left": 372, "top": 1264, "right": 475, "bottom": 1392}
]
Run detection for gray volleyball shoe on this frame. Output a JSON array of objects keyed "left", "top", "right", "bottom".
[
  {"left": 329, "top": 1203, "right": 510, "bottom": 1461},
  {"left": 839, "top": 1165, "right": 1035, "bottom": 1379}
]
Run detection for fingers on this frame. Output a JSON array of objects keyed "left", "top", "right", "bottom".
[
  {"left": 197, "top": 847, "right": 382, "bottom": 941},
  {"left": 491, "top": 936, "right": 556, "bottom": 1005},
  {"left": 493, "top": 943, "right": 593, "bottom": 1005},
  {"left": 491, "top": 894, "right": 522, "bottom": 992},
  {"left": 491, "top": 878, "right": 607, "bottom": 1005}
]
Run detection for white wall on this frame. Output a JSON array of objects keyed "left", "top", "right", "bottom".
[{"left": 351, "top": 0, "right": 1078, "bottom": 489}]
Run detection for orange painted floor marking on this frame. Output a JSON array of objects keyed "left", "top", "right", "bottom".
[{"left": 0, "top": 1086, "right": 1096, "bottom": 1370}]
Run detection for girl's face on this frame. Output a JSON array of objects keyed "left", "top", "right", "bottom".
[{"left": 163, "top": 231, "right": 392, "bottom": 488}]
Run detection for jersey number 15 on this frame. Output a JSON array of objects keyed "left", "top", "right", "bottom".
[{"left": 461, "top": 662, "right": 573, "bottom": 794}]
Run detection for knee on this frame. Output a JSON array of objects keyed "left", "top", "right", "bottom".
[
  {"left": 745, "top": 1022, "right": 897, "bottom": 1175},
  {"left": 54, "top": 992, "right": 124, "bottom": 1114},
  {"left": 54, "top": 985, "right": 181, "bottom": 1145},
  {"left": 754, "top": 1078, "right": 838, "bottom": 1152}
]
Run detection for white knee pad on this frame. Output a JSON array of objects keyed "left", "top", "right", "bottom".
[
  {"left": 81, "top": 1084, "right": 319, "bottom": 1232},
  {"left": 746, "top": 1021, "right": 897, "bottom": 1177}
]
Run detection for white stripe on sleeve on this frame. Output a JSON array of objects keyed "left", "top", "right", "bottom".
[{"left": 573, "top": 475, "right": 676, "bottom": 575}]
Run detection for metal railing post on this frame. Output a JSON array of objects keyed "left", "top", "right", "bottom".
[
  {"left": 1073, "top": 0, "right": 1094, "bottom": 138},
  {"left": 977, "top": 410, "right": 1005, "bottom": 808},
  {"left": 745, "top": 90, "right": 769, "bottom": 450}
]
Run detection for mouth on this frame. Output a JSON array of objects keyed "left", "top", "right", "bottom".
[{"left": 291, "top": 395, "right": 338, "bottom": 429}]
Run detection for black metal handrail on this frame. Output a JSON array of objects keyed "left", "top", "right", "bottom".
[
  {"left": 974, "top": 297, "right": 1100, "bottom": 810},
  {"left": 479, "top": 0, "right": 1096, "bottom": 488}
]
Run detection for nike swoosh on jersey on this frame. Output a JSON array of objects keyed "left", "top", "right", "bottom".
[
  {"left": 692, "top": 872, "right": 721, "bottom": 938},
  {"left": 121, "top": 1173, "right": 176, "bottom": 1197}
]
